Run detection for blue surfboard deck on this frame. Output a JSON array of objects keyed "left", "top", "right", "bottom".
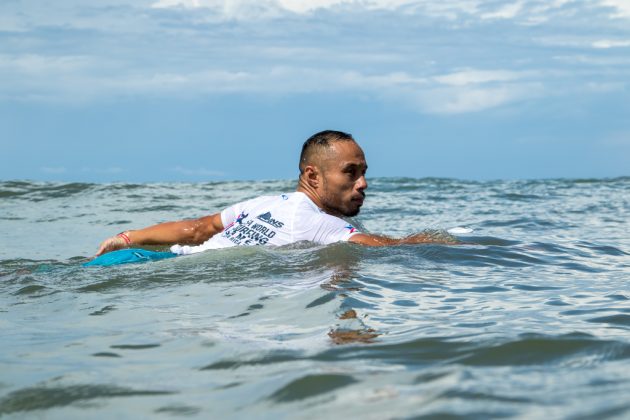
[{"left": 84, "top": 248, "right": 178, "bottom": 267}]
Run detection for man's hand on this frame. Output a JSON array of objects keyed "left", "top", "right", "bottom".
[{"left": 96, "top": 235, "right": 129, "bottom": 256}]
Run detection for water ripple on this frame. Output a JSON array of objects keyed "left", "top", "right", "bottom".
[{"left": 1, "top": 178, "right": 629, "bottom": 418}]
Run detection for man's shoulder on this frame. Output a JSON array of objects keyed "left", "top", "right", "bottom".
[
  {"left": 231, "top": 192, "right": 300, "bottom": 214},
  {"left": 239, "top": 193, "right": 286, "bottom": 205},
  {"left": 290, "top": 192, "right": 328, "bottom": 215}
]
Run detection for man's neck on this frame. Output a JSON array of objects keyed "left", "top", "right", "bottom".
[{"left": 296, "top": 176, "right": 325, "bottom": 211}]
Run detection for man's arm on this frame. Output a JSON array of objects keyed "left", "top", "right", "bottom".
[
  {"left": 348, "top": 231, "right": 459, "bottom": 246},
  {"left": 95, "top": 213, "right": 224, "bottom": 256}
]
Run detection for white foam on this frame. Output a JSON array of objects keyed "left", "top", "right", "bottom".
[{"left": 447, "top": 227, "right": 474, "bottom": 235}]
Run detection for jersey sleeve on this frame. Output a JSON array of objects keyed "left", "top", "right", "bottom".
[
  {"left": 220, "top": 203, "right": 239, "bottom": 228},
  {"left": 294, "top": 211, "right": 361, "bottom": 245},
  {"left": 319, "top": 214, "right": 361, "bottom": 244}
]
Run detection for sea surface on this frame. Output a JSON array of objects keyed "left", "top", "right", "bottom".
[{"left": 1, "top": 177, "right": 629, "bottom": 419}]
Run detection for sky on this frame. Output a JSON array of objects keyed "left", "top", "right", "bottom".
[{"left": 1, "top": 0, "right": 629, "bottom": 182}]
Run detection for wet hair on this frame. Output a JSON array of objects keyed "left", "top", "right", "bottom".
[{"left": 299, "top": 130, "right": 355, "bottom": 174}]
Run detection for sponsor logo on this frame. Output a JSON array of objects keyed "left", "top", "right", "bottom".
[
  {"left": 222, "top": 217, "right": 277, "bottom": 246},
  {"left": 345, "top": 224, "right": 357, "bottom": 234},
  {"left": 224, "top": 211, "right": 249, "bottom": 231},
  {"left": 257, "top": 211, "right": 284, "bottom": 228},
  {"left": 236, "top": 212, "right": 249, "bottom": 225}
]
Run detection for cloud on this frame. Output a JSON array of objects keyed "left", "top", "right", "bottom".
[
  {"left": 1, "top": 0, "right": 629, "bottom": 116},
  {"left": 146, "top": 0, "right": 626, "bottom": 25},
  {"left": 146, "top": 0, "right": 510, "bottom": 22},
  {"left": 433, "top": 69, "right": 526, "bottom": 86},
  {"left": 373, "top": 68, "right": 544, "bottom": 114},
  {"left": 150, "top": 0, "right": 422, "bottom": 14},
  {"left": 0, "top": 55, "right": 538, "bottom": 113},
  {"left": 0, "top": 54, "right": 89, "bottom": 72},
  {"left": 413, "top": 82, "right": 543, "bottom": 114},
  {"left": 480, "top": 1, "right": 525, "bottom": 20},
  {"left": 592, "top": 39, "right": 630, "bottom": 49},
  {"left": 584, "top": 81, "right": 626, "bottom": 93},
  {"left": 599, "top": 0, "right": 630, "bottom": 18}
]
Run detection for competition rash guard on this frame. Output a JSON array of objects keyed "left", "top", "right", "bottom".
[{"left": 170, "top": 192, "right": 360, "bottom": 255}]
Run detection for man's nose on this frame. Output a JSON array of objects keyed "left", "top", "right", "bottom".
[{"left": 356, "top": 175, "right": 368, "bottom": 191}]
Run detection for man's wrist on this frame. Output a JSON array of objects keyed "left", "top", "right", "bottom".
[{"left": 117, "top": 231, "right": 132, "bottom": 246}]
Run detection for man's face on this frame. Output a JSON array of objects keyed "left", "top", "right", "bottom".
[{"left": 319, "top": 141, "right": 368, "bottom": 217}]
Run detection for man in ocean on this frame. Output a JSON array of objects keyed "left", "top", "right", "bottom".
[{"left": 96, "top": 130, "right": 455, "bottom": 256}]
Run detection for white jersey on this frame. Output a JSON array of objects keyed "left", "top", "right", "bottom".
[{"left": 170, "top": 192, "right": 360, "bottom": 255}]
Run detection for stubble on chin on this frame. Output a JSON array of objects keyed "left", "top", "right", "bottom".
[{"left": 345, "top": 207, "right": 361, "bottom": 217}]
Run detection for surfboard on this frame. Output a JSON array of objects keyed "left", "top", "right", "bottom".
[{"left": 84, "top": 248, "right": 178, "bottom": 267}]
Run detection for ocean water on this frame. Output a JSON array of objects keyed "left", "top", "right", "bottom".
[{"left": 1, "top": 177, "right": 629, "bottom": 419}]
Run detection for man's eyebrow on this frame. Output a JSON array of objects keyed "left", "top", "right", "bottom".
[{"left": 342, "top": 162, "right": 368, "bottom": 171}]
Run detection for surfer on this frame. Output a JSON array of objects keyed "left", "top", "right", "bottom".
[{"left": 96, "top": 130, "right": 457, "bottom": 256}]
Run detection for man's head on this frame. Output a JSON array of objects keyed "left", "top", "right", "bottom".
[{"left": 298, "top": 130, "right": 368, "bottom": 217}]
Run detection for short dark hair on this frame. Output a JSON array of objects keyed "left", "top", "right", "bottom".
[{"left": 299, "top": 130, "right": 355, "bottom": 173}]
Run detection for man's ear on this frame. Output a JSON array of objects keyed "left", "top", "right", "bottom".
[{"left": 303, "top": 165, "right": 320, "bottom": 188}]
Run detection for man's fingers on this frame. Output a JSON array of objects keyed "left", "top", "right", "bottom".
[
  {"left": 95, "top": 244, "right": 108, "bottom": 256},
  {"left": 95, "top": 237, "right": 124, "bottom": 257},
  {"left": 95, "top": 242, "right": 109, "bottom": 257}
]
